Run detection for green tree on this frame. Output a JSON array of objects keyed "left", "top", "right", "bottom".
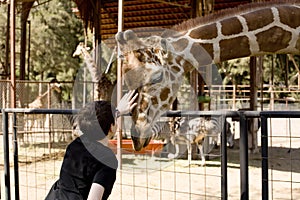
[
  {"left": 0, "top": 1, "right": 83, "bottom": 82},
  {"left": 28, "top": 0, "right": 83, "bottom": 82}
]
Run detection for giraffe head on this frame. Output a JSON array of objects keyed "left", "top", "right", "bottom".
[
  {"left": 116, "top": 30, "right": 195, "bottom": 151},
  {"left": 72, "top": 42, "right": 91, "bottom": 57}
]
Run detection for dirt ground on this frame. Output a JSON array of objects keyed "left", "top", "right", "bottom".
[{"left": 1, "top": 118, "right": 300, "bottom": 200}]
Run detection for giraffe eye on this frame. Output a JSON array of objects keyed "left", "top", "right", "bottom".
[{"left": 150, "top": 71, "right": 163, "bottom": 84}]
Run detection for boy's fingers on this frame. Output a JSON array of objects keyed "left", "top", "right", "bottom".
[
  {"left": 127, "top": 90, "right": 135, "bottom": 99},
  {"left": 130, "top": 103, "right": 138, "bottom": 111},
  {"left": 129, "top": 93, "right": 138, "bottom": 103}
]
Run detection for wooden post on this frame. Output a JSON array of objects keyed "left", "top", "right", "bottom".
[
  {"left": 93, "top": 0, "right": 101, "bottom": 68},
  {"left": 20, "top": 2, "right": 34, "bottom": 80},
  {"left": 5, "top": 2, "right": 10, "bottom": 80}
]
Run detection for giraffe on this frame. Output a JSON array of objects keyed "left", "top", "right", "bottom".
[
  {"left": 24, "top": 82, "right": 62, "bottom": 144},
  {"left": 73, "top": 42, "right": 115, "bottom": 101},
  {"left": 28, "top": 82, "right": 61, "bottom": 109},
  {"left": 115, "top": 0, "right": 300, "bottom": 151}
]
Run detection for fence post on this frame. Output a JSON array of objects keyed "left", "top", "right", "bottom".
[
  {"left": 261, "top": 115, "right": 268, "bottom": 200},
  {"left": 2, "top": 110, "right": 11, "bottom": 200},
  {"left": 239, "top": 113, "right": 248, "bottom": 200},
  {"left": 13, "top": 113, "right": 20, "bottom": 200},
  {"left": 221, "top": 115, "right": 228, "bottom": 200}
]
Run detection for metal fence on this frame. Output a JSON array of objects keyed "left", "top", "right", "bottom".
[
  {"left": 0, "top": 80, "right": 91, "bottom": 110},
  {"left": 1, "top": 109, "right": 300, "bottom": 200},
  {"left": 1, "top": 80, "right": 300, "bottom": 111}
]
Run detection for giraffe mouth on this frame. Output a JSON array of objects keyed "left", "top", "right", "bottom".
[{"left": 131, "top": 129, "right": 152, "bottom": 151}]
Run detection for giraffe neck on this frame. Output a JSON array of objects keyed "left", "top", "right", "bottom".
[
  {"left": 167, "top": 3, "right": 300, "bottom": 65},
  {"left": 81, "top": 49, "right": 101, "bottom": 83}
]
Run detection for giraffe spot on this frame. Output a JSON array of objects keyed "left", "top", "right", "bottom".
[
  {"left": 190, "top": 43, "right": 213, "bottom": 66},
  {"left": 256, "top": 26, "right": 291, "bottom": 53},
  {"left": 219, "top": 36, "right": 250, "bottom": 62},
  {"left": 175, "top": 56, "right": 184, "bottom": 66},
  {"left": 140, "top": 96, "right": 149, "bottom": 111},
  {"left": 189, "top": 23, "right": 218, "bottom": 40},
  {"left": 170, "top": 65, "right": 181, "bottom": 73},
  {"left": 182, "top": 60, "right": 194, "bottom": 72},
  {"left": 242, "top": 8, "right": 273, "bottom": 31},
  {"left": 169, "top": 72, "right": 176, "bottom": 82},
  {"left": 160, "top": 88, "right": 170, "bottom": 102},
  {"left": 162, "top": 104, "right": 169, "bottom": 110},
  {"left": 278, "top": 6, "right": 300, "bottom": 29},
  {"left": 221, "top": 17, "right": 243, "bottom": 36},
  {"left": 171, "top": 39, "right": 189, "bottom": 52},
  {"left": 199, "top": 43, "right": 213, "bottom": 59},
  {"left": 151, "top": 96, "right": 158, "bottom": 106}
]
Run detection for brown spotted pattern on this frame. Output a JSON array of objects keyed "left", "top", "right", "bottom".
[
  {"left": 219, "top": 36, "right": 251, "bottom": 62},
  {"left": 171, "top": 39, "right": 189, "bottom": 52},
  {"left": 242, "top": 8, "right": 274, "bottom": 31},
  {"left": 256, "top": 26, "right": 292, "bottom": 52},
  {"left": 189, "top": 23, "right": 218, "bottom": 40},
  {"left": 221, "top": 17, "right": 243, "bottom": 36},
  {"left": 278, "top": 6, "right": 300, "bottom": 29}
]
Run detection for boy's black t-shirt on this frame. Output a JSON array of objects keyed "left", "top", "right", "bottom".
[{"left": 45, "top": 136, "right": 118, "bottom": 200}]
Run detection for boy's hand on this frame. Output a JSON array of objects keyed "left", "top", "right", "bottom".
[{"left": 117, "top": 90, "right": 138, "bottom": 115}]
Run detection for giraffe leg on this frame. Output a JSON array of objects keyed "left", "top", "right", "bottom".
[
  {"left": 186, "top": 139, "right": 192, "bottom": 162},
  {"left": 198, "top": 144, "right": 206, "bottom": 166},
  {"left": 167, "top": 143, "right": 180, "bottom": 159}
]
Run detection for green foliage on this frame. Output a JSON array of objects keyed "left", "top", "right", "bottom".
[
  {"left": 219, "top": 57, "right": 250, "bottom": 85},
  {"left": 219, "top": 55, "right": 300, "bottom": 103},
  {"left": 0, "top": 1, "right": 84, "bottom": 83},
  {"left": 28, "top": 0, "right": 83, "bottom": 82},
  {"left": 220, "top": 55, "right": 300, "bottom": 87}
]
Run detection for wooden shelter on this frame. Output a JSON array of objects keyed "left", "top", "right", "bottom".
[
  {"left": 5, "top": 0, "right": 253, "bottom": 85},
  {"left": 72, "top": 0, "right": 252, "bottom": 41}
]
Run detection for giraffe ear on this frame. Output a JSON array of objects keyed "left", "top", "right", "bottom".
[
  {"left": 160, "top": 39, "right": 169, "bottom": 57},
  {"left": 115, "top": 32, "right": 125, "bottom": 44},
  {"left": 161, "top": 38, "right": 168, "bottom": 51},
  {"left": 123, "top": 30, "right": 138, "bottom": 42}
]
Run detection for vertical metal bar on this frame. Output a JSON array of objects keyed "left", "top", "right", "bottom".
[
  {"left": 240, "top": 113, "right": 248, "bottom": 200},
  {"left": 12, "top": 113, "right": 19, "bottom": 200},
  {"left": 3, "top": 110, "right": 11, "bottom": 200},
  {"left": 261, "top": 115, "right": 268, "bottom": 200},
  {"left": 10, "top": 0, "right": 16, "bottom": 108},
  {"left": 221, "top": 116, "right": 228, "bottom": 200},
  {"left": 117, "top": 0, "right": 124, "bottom": 168}
]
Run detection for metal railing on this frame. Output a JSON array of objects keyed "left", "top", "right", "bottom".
[{"left": 2, "top": 109, "right": 300, "bottom": 200}]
